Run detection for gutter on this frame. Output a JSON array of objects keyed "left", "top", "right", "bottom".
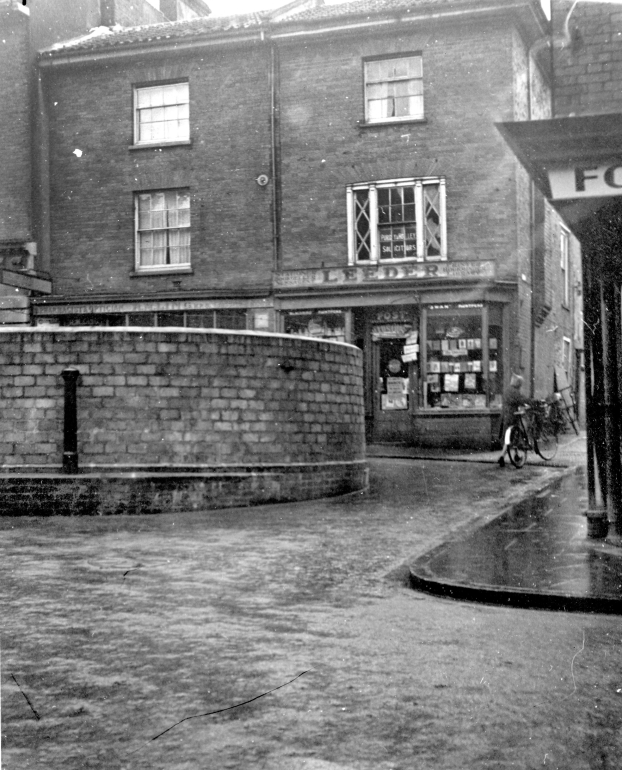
[{"left": 38, "top": 1, "right": 547, "bottom": 68}]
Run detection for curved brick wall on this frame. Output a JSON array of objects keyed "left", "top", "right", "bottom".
[{"left": 0, "top": 328, "right": 367, "bottom": 514}]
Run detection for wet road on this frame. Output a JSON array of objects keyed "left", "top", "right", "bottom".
[
  {"left": 1, "top": 458, "right": 621, "bottom": 770},
  {"left": 411, "top": 471, "right": 622, "bottom": 611}
]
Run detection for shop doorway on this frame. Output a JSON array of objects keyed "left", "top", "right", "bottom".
[{"left": 372, "top": 336, "right": 415, "bottom": 442}]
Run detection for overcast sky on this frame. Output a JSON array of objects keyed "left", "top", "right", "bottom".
[
  {"left": 205, "top": 0, "right": 622, "bottom": 19},
  {"left": 207, "top": 0, "right": 296, "bottom": 16}
]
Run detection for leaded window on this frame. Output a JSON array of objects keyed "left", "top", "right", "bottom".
[
  {"left": 364, "top": 54, "right": 424, "bottom": 123},
  {"left": 348, "top": 178, "right": 446, "bottom": 263}
]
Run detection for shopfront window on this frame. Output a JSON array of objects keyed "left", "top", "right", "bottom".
[
  {"left": 283, "top": 310, "right": 346, "bottom": 342},
  {"left": 423, "top": 304, "right": 503, "bottom": 409},
  {"left": 488, "top": 305, "right": 503, "bottom": 409}
]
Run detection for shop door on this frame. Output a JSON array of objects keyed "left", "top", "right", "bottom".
[{"left": 372, "top": 337, "right": 415, "bottom": 442}]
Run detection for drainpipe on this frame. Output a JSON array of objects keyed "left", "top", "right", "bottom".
[
  {"left": 269, "top": 39, "right": 282, "bottom": 273},
  {"left": 549, "top": 0, "right": 555, "bottom": 118},
  {"left": 527, "top": 49, "right": 536, "bottom": 398}
]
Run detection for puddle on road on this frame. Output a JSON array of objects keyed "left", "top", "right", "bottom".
[{"left": 410, "top": 471, "right": 622, "bottom": 604}]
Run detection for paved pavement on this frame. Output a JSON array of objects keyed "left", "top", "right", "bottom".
[{"left": 370, "top": 431, "right": 622, "bottom": 613}]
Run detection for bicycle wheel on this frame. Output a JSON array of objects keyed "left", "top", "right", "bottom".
[
  {"left": 535, "top": 423, "right": 558, "bottom": 461},
  {"left": 507, "top": 425, "right": 527, "bottom": 468}
]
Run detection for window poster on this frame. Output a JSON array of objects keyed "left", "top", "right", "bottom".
[
  {"left": 444, "top": 374, "right": 459, "bottom": 392},
  {"left": 464, "top": 373, "right": 477, "bottom": 391},
  {"left": 382, "top": 394, "right": 408, "bottom": 410},
  {"left": 386, "top": 377, "right": 408, "bottom": 396}
]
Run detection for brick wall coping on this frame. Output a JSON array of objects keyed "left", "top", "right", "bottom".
[
  {"left": 0, "top": 326, "right": 359, "bottom": 351},
  {"left": 0, "top": 459, "right": 369, "bottom": 477}
]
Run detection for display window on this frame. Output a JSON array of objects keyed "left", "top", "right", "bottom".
[
  {"left": 423, "top": 303, "right": 503, "bottom": 409},
  {"left": 283, "top": 310, "right": 346, "bottom": 342}
]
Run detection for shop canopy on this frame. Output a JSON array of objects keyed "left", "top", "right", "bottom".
[{"left": 496, "top": 113, "right": 622, "bottom": 237}]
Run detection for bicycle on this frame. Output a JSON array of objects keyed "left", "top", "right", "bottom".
[{"left": 504, "top": 401, "right": 559, "bottom": 468}]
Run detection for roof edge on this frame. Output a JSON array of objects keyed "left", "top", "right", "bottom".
[{"left": 37, "top": 0, "right": 548, "bottom": 66}]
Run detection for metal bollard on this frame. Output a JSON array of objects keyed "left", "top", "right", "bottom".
[{"left": 61, "top": 367, "right": 80, "bottom": 474}]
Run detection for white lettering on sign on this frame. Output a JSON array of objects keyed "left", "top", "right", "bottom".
[{"left": 549, "top": 163, "right": 622, "bottom": 200}]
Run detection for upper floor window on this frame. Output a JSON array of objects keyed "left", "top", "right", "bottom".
[
  {"left": 560, "top": 227, "right": 570, "bottom": 307},
  {"left": 347, "top": 178, "right": 446, "bottom": 264},
  {"left": 134, "top": 82, "right": 189, "bottom": 145},
  {"left": 364, "top": 54, "right": 423, "bottom": 123},
  {"left": 135, "top": 190, "right": 190, "bottom": 272}
]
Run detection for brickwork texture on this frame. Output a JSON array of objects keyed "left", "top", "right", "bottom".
[
  {"left": 0, "top": 328, "right": 365, "bottom": 467},
  {"left": 554, "top": 0, "right": 622, "bottom": 117},
  {"left": 0, "top": 7, "right": 31, "bottom": 243}
]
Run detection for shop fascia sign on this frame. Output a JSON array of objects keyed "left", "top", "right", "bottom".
[
  {"left": 275, "top": 261, "right": 495, "bottom": 289},
  {"left": 548, "top": 162, "right": 622, "bottom": 200}
]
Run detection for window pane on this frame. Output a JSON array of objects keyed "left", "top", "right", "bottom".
[
  {"left": 216, "top": 310, "right": 247, "bottom": 330},
  {"left": 149, "top": 88, "right": 164, "bottom": 107},
  {"left": 425, "top": 310, "right": 484, "bottom": 409},
  {"left": 135, "top": 82, "right": 189, "bottom": 143},
  {"left": 406, "top": 56, "right": 422, "bottom": 78},
  {"left": 136, "top": 190, "right": 191, "bottom": 269},
  {"left": 354, "top": 190, "right": 371, "bottom": 261},
  {"left": 365, "top": 60, "right": 382, "bottom": 82},
  {"left": 186, "top": 311, "right": 214, "bottom": 328},
  {"left": 365, "top": 55, "right": 423, "bottom": 121},
  {"left": 175, "top": 82, "right": 189, "bottom": 102},
  {"left": 424, "top": 184, "right": 442, "bottom": 257},
  {"left": 136, "top": 89, "right": 151, "bottom": 108}
]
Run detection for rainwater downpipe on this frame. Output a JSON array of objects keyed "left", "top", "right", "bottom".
[
  {"left": 525, "top": 8, "right": 557, "bottom": 397},
  {"left": 269, "top": 38, "right": 282, "bottom": 273},
  {"left": 528, "top": 46, "right": 536, "bottom": 398}
]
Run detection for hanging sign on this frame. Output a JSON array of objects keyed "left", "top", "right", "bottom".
[{"left": 548, "top": 162, "right": 622, "bottom": 200}]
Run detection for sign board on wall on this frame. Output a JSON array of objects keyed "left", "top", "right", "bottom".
[
  {"left": 274, "top": 261, "right": 495, "bottom": 289},
  {"left": 548, "top": 162, "right": 622, "bottom": 200}
]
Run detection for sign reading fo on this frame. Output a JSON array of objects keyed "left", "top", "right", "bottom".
[{"left": 548, "top": 162, "right": 622, "bottom": 200}]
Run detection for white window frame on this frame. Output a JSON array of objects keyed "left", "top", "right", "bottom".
[
  {"left": 560, "top": 227, "right": 570, "bottom": 307},
  {"left": 134, "top": 190, "right": 191, "bottom": 273},
  {"left": 133, "top": 81, "right": 189, "bottom": 146},
  {"left": 347, "top": 177, "right": 447, "bottom": 264},
  {"left": 364, "top": 53, "right": 424, "bottom": 124}
]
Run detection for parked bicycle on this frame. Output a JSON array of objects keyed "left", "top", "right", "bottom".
[{"left": 504, "top": 400, "right": 559, "bottom": 468}]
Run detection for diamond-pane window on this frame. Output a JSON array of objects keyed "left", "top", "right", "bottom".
[
  {"left": 349, "top": 178, "right": 446, "bottom": 264},
  {"left": 354, "top": 190, "right": 372, "bottom": 261},
  {"left": 423, "top": 184, "right": 442, "bottom": 258}
]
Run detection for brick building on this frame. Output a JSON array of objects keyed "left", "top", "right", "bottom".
[
  {"left": 499, "top": 0, "right": 622, "bottom": 536},
  {"left": 0, "top": 0, "right": 211, "bottom": 323},
  {"left": 10, "top": 0, "right": 582, "bottom": 448}
]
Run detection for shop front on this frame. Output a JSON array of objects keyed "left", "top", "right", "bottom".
[
  {"left": 275, "top": 263, "right": 510, "bottom": 449},
  {"left": 31, "top": 296, "right": 275, "bottom": 331}
]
